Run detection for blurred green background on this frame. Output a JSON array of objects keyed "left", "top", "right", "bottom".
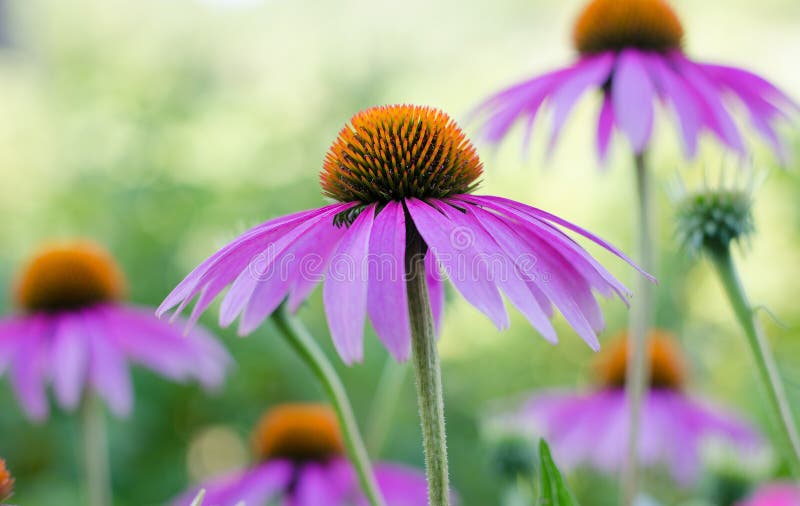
[{"left": 0, "top": 0, "right": 798, "bottom": 504}]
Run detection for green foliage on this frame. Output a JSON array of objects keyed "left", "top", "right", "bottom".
[{"left": 538, "top": 440, "right": 580, "bottom": 506}]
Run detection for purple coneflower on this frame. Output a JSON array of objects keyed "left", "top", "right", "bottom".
[
  {"left": 0, "top": 241, "right": 230, "bottom": 420},
  {"left": 159, "top": 104, "right": 649, "bottom": 505},
  {"left": 175, "top": 403, "right": 430, "bottom": 506},
  {"left": 473, "top": 0, "right": 797, "bottom": 162},
  {"left": 737, "top": 483, "right": 800, "bottom": 506},
  {"left": 159, "top": 104, "right": 646, "bottom": 361},
  {"left": 513, "top": 331, "right": 760, "bottom": 486}
]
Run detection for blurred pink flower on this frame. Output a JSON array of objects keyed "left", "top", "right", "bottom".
[
  {"left": 0, "top": 241, "right": 230, "bottom": 420},
  {"left": 472, "top": 0, "right": 797, "bottom": 163},
  {"left": 159, "top": 105, "right": 651, "bottom": 364},
  {"left": 511, "top": 331, "right": 760, "bottom": 485},
  {"left": 737, "top": 483, "right": 800, "bottom": 506},
  {"left": 174, "top": 404, "right": 431, "bottom": 506}
]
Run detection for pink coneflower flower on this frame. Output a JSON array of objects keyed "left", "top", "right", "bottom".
[
  {"left": 175, "top": 403, "right": 430, "bottom": 506},
  {"left": 737, "top": 483, "right": 800, "bottom": 506},
  {"left": 158, "top": 104, "right": 650, "bottom": 364},
  {"left": 513, "top": 331, "right": 760, "bottom": 486},
  {"left": 0, "top": 241, "right": 230, "bottom": 420},
  {"left": 473, "top": 0, "right": 797, "bottom": 163}
]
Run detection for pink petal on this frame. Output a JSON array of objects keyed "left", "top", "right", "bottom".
[
  {"left": 406, "top": 198, "right": 509, "bottom": 330},
  {"left": 597, "top": 95, "right": 615, "bottom": 164},
  {"left": 323, "top": 205, "right": 377, "bottom": 364},
  {"left": 10, "top": 316, "right": 50, "bottom": 421},
  {"left": 85, "top": 310, "right": 133, "bottom": 417},
  {"left": 612, "top": 49, "right": 656, "bottom": 154},
  {"left": 51, "top": 313, "right": 89, "bottom": 410},
  {"left": 548, "top": 53, "right": 615, "bottom": 155},
  {"left": 642, "top": 53, "right": 702, "bottom": 159},
  {"left": 367, "top": 201, "right": 412, "bottom": 361}
]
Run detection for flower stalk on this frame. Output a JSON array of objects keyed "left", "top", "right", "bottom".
[
  {"left": 406, "top": 232, "right": 450, "bottom": 506},
  {"left": 271, "top": 306, "right": 387, "bottom": 506},
  {"left": 81, "top": 395, "right": 112, "bottom": 506},
  {"left": 709, "top": 249, "right": 800, "bottom": 477},
  {"left": 622, "top": 152, "right": 656, "bottom": 506}
]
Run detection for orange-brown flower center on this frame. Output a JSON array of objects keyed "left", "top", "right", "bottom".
[
  {"left": 252, "top": 404, "right": 344, "bottom": 463},
  {"left": 321, "top": 104, "right": 483, "bottom": 204},
  {"left": 15, "top": 241, "right": 126, "bottom": 313},
  {"left": 594, "top": 330, "right": 686, "bottom": 390},
  {"left": 573, "top": 0, "right": 684, "bottom": 55},
  {"left": 0, "top": 459, "right": 13, "bottom": 502}
]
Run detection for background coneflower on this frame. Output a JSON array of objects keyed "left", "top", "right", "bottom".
[
  {"left": 0, "top": 241, "right": 231, "bottom": 506},
  {"left": 159, "top": 104, "right": 651, "bottom": 506},
  {"left": 174, "top": 403, "right": 430, "bottom": 506},
  {"left": 508, "top": 331, "right": 760, "bottom": 486}
]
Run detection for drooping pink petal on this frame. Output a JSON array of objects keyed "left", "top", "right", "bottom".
[
  {"left": 643, "top": 52, "right": 702, "bottom": 159},
  {"left": 671, "top": 53, "right": 746, "bottom": 154},
  {"left": 51, "top": 313, "right": 89, "bottom": 410},
  {"left": 406, "top": 198, "right": 509, "bottom": 330},
  {"left": 463, "top": 194, "right": 652, "bottom": 282},
  {"left": 10, "top": 316, "right": 50, "bottom": 421},
  {"left": 695, "top": 63, "right": 792, "bottom": 162},
  {"left": 471, "top": 67, "right": 571, "bottom": 145},
  {"left": 158, "top": 206, "right": 326, "bottom": 317},
  {"left": 323, "top": 205, "right": 377, "bottom": 364},
  {"left": 85, "top": 309, "right": 133, "bottom": 417},
  {"left": 596, "top": 95, "right": 615, "bottom": 164},
  {"left": 548, "top": 53, "right": 615, "bottom": 154},
  {"left": 457, "top": 204, "right": 557, "bottom": 343},
  {"left": 519, "top": 389, "right": 760, "bottom": 486},
  {"left": 366, "top": 201, "right": 412, "bottom": 362},
  {"left": 612, "top": 49, "right": 656, "bottom": 154},
  {"left": 158, "top": 203, "right": 355, "bottom": 325},
  {"left": 106, "top": 305, "right": 230, "bottom": 389},
  {"left": 172, "top": 460, "right": 293, "bottom": 506},
  {"left": 699, "top": 63, "right": 800, "bottom": 112},
  {"left": 238, "top": 206, "right": 348, "bottom": 335},
  {"left": 289, "top": 463, "right": 345, "bottom": 506}
]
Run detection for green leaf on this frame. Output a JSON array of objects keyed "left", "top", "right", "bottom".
[{"left": 538, "top": 439, "right": 580, "bottom": 506}]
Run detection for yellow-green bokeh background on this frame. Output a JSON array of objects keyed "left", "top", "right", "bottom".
[{"left": 0, "top": 0, "right": 798, "bottom": 504}]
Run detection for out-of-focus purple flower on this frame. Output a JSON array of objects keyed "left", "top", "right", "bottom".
[
  {"left": 159, "top": 104, "right": 651, "bottom": 364},
  {"left": 737, "top": 483, "right": 800, "bottom": 506},
  {"left": 174, "top": 403, "right": 430, "bottom": 506},
  {"left": 511, "top": 331, "right": 760, "bottom": 486},
  {"left": 0, "top": 241, "right": 231, "bottom": 421},
  {"left": 472, "top": 0, "right": 797, "bottom": 164}
]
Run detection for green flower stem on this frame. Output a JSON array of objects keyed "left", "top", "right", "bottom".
[
  {"left": 366, "top": 357, "right": 409, "bottom": 456},
  {"left": 406, "top": 237, "right": 450, "bottom": 506},
  {"left": 272, "top": 307, "right": 387, "bottom": 506},
  {"left": 81, "top": 395, "right": 112, "bottom": 506},
  {"left": 622, "top": 153, "right": 656, "bottom": 506},
  {"left": 709, "top": 250, "right": 800, "bottom": 477}
]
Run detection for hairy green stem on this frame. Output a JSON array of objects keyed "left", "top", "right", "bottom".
[
  {"left": 710, "top": 250, "right": 800, "bottom": 477},
  {"left": 272, "top": 307, "right": 386, "bottom": 506},
  {"left": 622, "top": 153, "right": 656, "bottom": 506},
  {"left": 366, "top": 358, "right": 409, "bottom": 456},
  {"left": 406, "top": 237, "right": 450, "bottom": 506},
  {"left": 81, "top": 395, "right": 112, "bottom": 506}
]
